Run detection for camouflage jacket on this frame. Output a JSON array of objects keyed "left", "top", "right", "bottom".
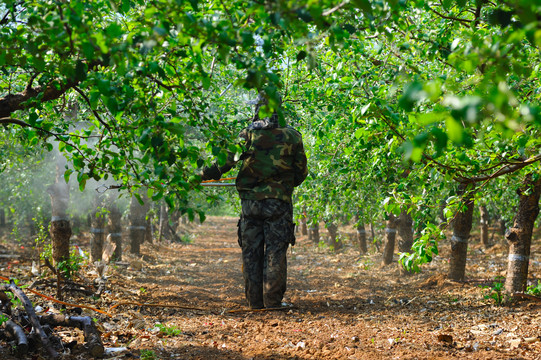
[{"left": 202, "top": 124, "right": 308, "bottom": 203}]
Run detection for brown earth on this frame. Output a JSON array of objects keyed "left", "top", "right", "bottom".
[{"left": 1, "top": 216, "right": 540, "bottom": 359}]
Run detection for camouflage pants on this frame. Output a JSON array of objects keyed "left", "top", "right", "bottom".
[{"left": 238, "top": 198, "right": 295, "bottom": 308}]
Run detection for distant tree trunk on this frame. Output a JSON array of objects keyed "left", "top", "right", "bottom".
[
  {"left": 47, "top": 159, "right": 71, "bottom": 266},
  {"left": 300, "top": 217, "right": 308, "bottom": 236},
  {"left": 397, "top": 211, "right": 414, "bottom": 274},
  {"left": 448, "top": 184, "right": 475, "bottom": 281},
  {"left": 499, "top": 217, "right": 506, "bottom": 236},
  {"left": 107, "top": 199, "right": 122, "bottom": 261},
  {"left": 0, "top": 209, "right": 5, "bottom": 226},
  {"left": 397, "top": 211, "right": 413, "bottom": 253},
  {"left": 355, "top": 215, "right": 367, "bottom": 255},
  {"left": 158, "top": 204, "right": 167, "bottom": 242},
  {"left": 325, "top": 221, "right": 342, "bottom": 250},
  {"left": 381, "top": 214, "right": 397, "bottom": 266},
  {"left": 90, "top": 194, "right": 106, "bottom": 263},
  {"left": 145, "top": 212, "right": 153, "bottom": 244},
  {"left": 479, "top": 205, "right": 490, "bottom": 248},
  {"left": 129, "top": 193, "right": 150, "bottom": 255},
  {"left": 504, "top": 174, "right": 541, "bottom": 294},
  {"left": 370, "top": 222, "right": 378, "bottom": 251},
  {"left": 308, "top": 222, "right": 320, "bottom": 244},
  {"left": 438, "top": 199, "right": 447, "bottom": 224}
]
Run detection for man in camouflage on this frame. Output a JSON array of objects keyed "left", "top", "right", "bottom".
[{"left": 201, "top": 92, "right": 308, "bottom": 309}]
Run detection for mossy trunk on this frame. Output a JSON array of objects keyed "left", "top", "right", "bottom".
[
  {"left": 381, "top": 214, "right": 397, "bottom": 266},
  {"left": 504, "top": 173, "right": 541, "bottom": 294},
  {"left": 448, "top": 183, "right": 475, "bottom": 281}
]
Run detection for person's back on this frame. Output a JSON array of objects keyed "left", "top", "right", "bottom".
[
  {"left": 199, "top": 91, "right": 308, "bottom": 309},
  {"left": 236, "top": 126, "right": 306, "bottom": 203}
]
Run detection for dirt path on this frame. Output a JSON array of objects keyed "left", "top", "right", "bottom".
[{"left": 1, "top": 216, "right": 541, "bottom": 359}]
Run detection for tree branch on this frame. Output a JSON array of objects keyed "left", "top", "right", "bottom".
[
  {"left": 72, "top": 86, "right": 112, "bottom": 133},
  {"left": 428, "top": 5, "right": 473, "bottom": 25},
  {"left": 0, "top": 60, "right": 102, "bottom": 118}
]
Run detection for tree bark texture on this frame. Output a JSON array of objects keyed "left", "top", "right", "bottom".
[
  {"left": 47, "top": 160, "right": 71, "bottom": 265},
  {"left": 308, "top": 222, "right": 320, "bottom": 244},
  {"left": 397, "top": 211, "right": 414, "bottom": 274},
  {"left": 397, "top": 211, "right": 413, "bottom": 253},
  {"left": 300, "top": 209, "right": 308, "bottom": 236},
  {"left": 129, "top": 193, "right": 150, "bottom": 255},
  {"left": 325, "top": 222, "right": 342, "bottom": 250},
  {"left": 90, "top": 194, "right": 106, "bottom": 263},
  {"left": 479, "top": 205, "right": 490, "bottom": 248},
  {"left": 355, "top": 215, "right": 368, "bottom": 255},
  {"left": 107, "top": 199, "right": 122, "bottom": 261},
  {"left": 381, "top": 214, "right": 397, "bottom": 266},
  {"left": 448, "top": 184, "right": 475, "bottom": 281},
  {"left": 504, "top": 174, "right": 541, "bottom": 294}
]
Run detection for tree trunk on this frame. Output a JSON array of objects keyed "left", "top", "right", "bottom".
[
  {"left": 0, "top": 209, "right": 5, "bottom": 226},
  {"left": 47, "top": 159, "right": 71, "bottom": 266},
  {"left": 381, "top": 214, "right": 397, "bottom": 266},
  {"left": 158, "top": 204, "right": 167, "bottom": 242},
  {"left": 397, "top": 211, "right": 413, "bottom": 253},
  {"left": 300, "top": 209, "right": 308, "bottom": 236},
  {"left": 128, "top": 192, "right": 150, "bottom": 255},
  {"left": 504, "top": 173, "right": 541, "bottom": 294},
  {"left": 107, "top": 199, "right": 122, "bottom": 261},
  {"left": 397, "top": 211, "right": 414, "bottom": 273},
  {"left": 145, "top": 213, "right": 153, "bottom": 244},
  {"left": 479, "top": 205, "right": 490, "bottom": 248},
  {"left": 308, "top": 222, "right": 320, "bottom": 244},
  {"left": 90, "top": 194, "right": 106, "bottom": 263},
  {"left": 448, "top": 183, "right": 475, "bottom": 281},
  {"left": 355, "top": 215, "right": 367, "bottom": 255},
  {"left": 325, "top": 222, "right": 342, "bottom": 250},
  {"left": 499, "top": 217, "right": 506, "bottom": 236}
]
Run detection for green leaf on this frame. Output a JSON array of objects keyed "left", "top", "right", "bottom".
[{"left": 445, "top": 116, "right": 464, "bottom": 144}]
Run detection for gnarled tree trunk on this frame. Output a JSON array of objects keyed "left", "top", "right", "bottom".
[
  {"left": 381, "top": 213, "right": 397, "bottom": 266},
  {"left": 448, "top": 183, "right": 475, "bottom": 281},
  {"left": 504, "top": 173, "right": 541, "bottom": 294}
]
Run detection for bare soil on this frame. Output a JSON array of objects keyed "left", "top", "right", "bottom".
[{"left": 1, "top": 216, "right": 540, "bottom": 359}]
